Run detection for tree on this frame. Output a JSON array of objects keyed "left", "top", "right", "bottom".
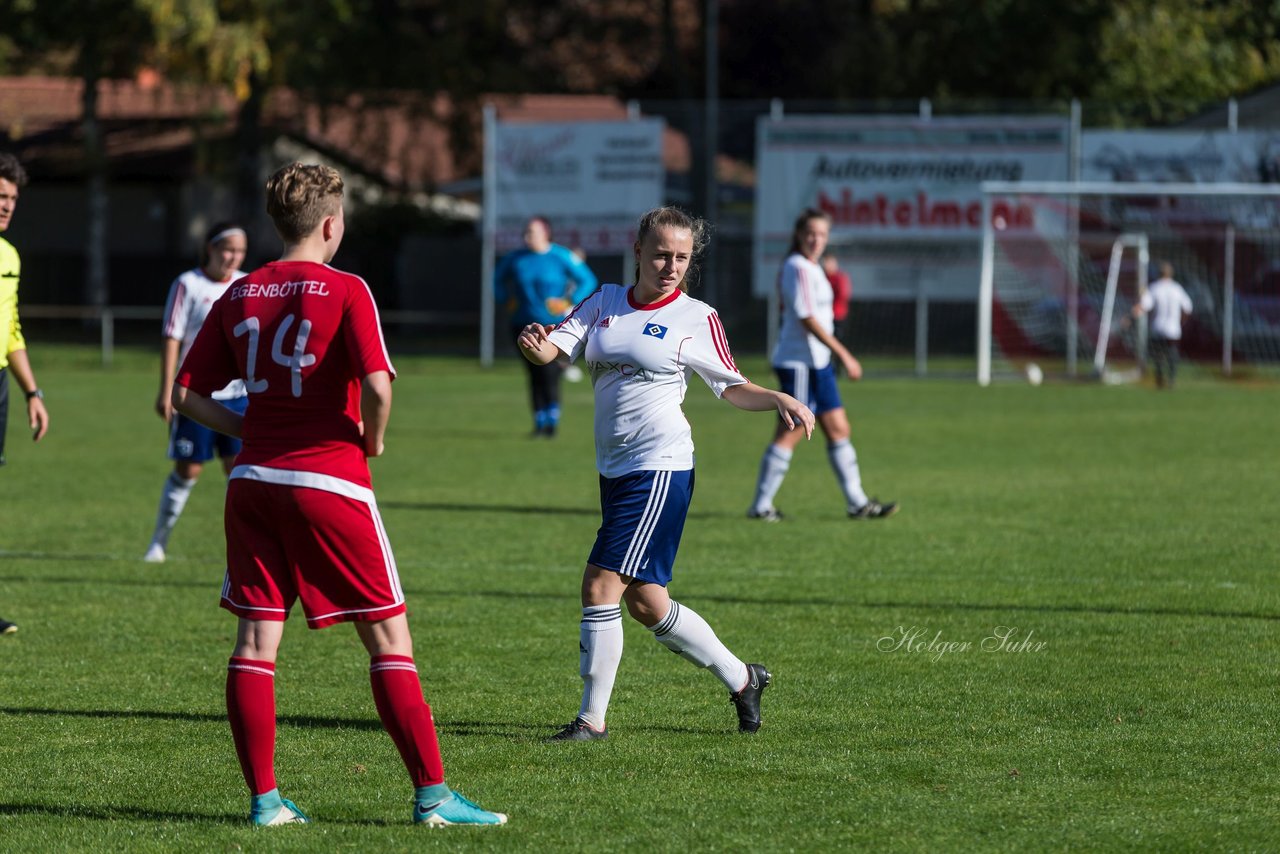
[
  {"left": 1094, "top": 0, "right": 1280, "bottom": 123},
  {"left": 4, "top": 0, "right": 154, "bottom": 308},
  {"left": 140, "top": 0, "right": 277, "bottom": 222}
]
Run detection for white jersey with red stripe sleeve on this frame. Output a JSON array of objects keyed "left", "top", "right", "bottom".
[
  {"left": 162, "top": 267, "right": 247, "bottom": 399},
  {"left": 772, "top": 252, "right": 834, "bottom": 369},
  {"left": 548, "top": 283, "right": 748, "bottom": 478},
  {"left": 175, "top": 260, "right": 395, "bottom": 488}
]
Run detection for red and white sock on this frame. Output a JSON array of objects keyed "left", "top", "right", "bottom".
[
  {"left": 226, "top": 657, "right": 277, "bottom": 795},
  {"left": 370, "top": 655, "right": 445, "bottom": 787}
]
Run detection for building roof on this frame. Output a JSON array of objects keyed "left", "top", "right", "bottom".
[
  {"left": 0, "top": 75, "right": 692, "bottom": 191},
  {"left": 1178, "top": 82, "right": 1280, "bottom": 130}
]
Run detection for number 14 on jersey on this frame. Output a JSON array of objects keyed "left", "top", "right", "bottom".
[{"left": 233, "top": 314, "right": 317, "bottom": 397}]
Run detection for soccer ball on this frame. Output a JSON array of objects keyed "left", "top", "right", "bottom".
[{"left": 1024, "top": 362, "right": 1043, "bottom": 386}]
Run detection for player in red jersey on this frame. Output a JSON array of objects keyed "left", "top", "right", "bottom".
[{"left": 173, "top": 162, "right": 506, "bottom": 828}]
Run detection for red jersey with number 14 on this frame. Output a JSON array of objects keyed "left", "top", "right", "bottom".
[{"left": 175, "top": 260, "right": 395, "bottom": 487}]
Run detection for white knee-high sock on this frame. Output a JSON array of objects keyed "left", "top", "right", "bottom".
[
  {"left": 751, "top": 444, "right": 792, "bottom": 514},
  {"left": 828, "top": 438, "right": 868, "bottom": 511},
  {"left": 577, "top": 605, "right": 623, "bottom": 730},
  {"left": 151, "top": 472, "right": 197, "bottom": 547},
  {"left": 649, "top": 601, "right": 748, "bottom": 692}
]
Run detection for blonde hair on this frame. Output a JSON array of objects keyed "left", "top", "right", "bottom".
[
  {"left": 634, "top": 206, "right": 711, "bottom": 292},
  {"left": 265, "top": 162, "right": 344, "bottom": 243}
]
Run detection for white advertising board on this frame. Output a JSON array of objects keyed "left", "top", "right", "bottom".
[
  {"left": 754, "top": 116, "right": 1071, "bottom": 300},
  {"left": 1082, "top": 130, "right": 1280, "bottom": 184},
  {"left": 492, "top": 119, "right": 665, "bottom": 254}
]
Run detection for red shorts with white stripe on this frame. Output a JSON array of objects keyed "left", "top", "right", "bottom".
[{"left": 221, "top": 466, "right": 406, "bottom": 629}]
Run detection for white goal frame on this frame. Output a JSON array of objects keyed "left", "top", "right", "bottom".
[
  {"left": 977, "top": 181, "right": 1280, "bottom": 385},
  {"left": 1094, "top": 233, "right": 1149, "bottom": 378}
]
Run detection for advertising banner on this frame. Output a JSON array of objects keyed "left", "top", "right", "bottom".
[
  {"left": 754, "top": 116, "right": 1071, "bottom": 299},
  {"left": 1082, "top": 130, "right": 1280, "bottom": 184},
  {"left": 492, "top": 119, "right": 665, "bottom": 254}
]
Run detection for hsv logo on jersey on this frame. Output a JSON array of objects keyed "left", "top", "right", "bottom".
[{"left": 643, "top": 323, "right": 668, "bottom": 339}]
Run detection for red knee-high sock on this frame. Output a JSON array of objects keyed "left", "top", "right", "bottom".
[
  {"left": 226, "top": 657, "right": 277, "bottom": 795},
  {"left": 370, "top": 655, "right": 445, "bottom": 787}
]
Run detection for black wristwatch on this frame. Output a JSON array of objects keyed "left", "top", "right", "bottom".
[{"left": 25, "top": 388, "right": 43, "bottom": 401}]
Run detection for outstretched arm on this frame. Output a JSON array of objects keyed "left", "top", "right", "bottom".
[{"left": 721, "top": 382, "right": 815, "bottom": 439}]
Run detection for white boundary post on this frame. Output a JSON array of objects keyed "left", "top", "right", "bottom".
[
  {"left": 915, "top": 275, "right": 928, "bottom": 377},
  {"left": 703, "top": 0, "right": 720, "bottom": 307},
  {"left": 480, "top": 104, "right": 497, "bottom": 367},
  {"left": 914, "top": 100, "right": 932, "bottom": 376},
  {"left": 101, "top": 307, "right": 114, "bottom": 367},
  {"left": 762, "top": 99, "right": 784, "bottom": 361},
  {"left": 977, "top": 192, "right": 994, "bottom": 386},
  {"left": 1223, "top": 223, "right": 1235, "bottom": 376},
  {"left": 623, "top": 101, "right": 642, "bottom": 287},
  {"left": 1066, "top": 99, "right": 1082, "bottom": 377}
]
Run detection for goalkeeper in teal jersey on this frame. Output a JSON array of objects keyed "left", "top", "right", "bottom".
[{"left": 495, "top": 216, "right": 597, "bottom": 436}]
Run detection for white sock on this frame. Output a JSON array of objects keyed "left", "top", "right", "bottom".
[
  {"left": 751, "top": 444, "right": 792, "bottom": 514},
  {"left": 150, "top": 472, "right": 196, "bottom": 548},
  {"left": 828, "top": 438, "right": 868, "bottom": 510},
  {"left": 649, "top": 601, "right": 748, "bottom": 692},
  {"left": 577, "top": 605, "right": 623, "bottom": 730}
]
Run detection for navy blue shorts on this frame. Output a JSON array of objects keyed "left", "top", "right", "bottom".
[
  {"left": 168, "top": 396, "right": 248, "bottom": 462},
  {"left": 775, "top": 362, "right": 842, "bottom": 415},
  {"left": 588, "top": 469, "right": 694, "bottom": 587}
]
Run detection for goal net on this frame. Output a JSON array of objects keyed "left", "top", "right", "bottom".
[{"left": 977, "top": 182, "right": 1280, "bottom": 384}]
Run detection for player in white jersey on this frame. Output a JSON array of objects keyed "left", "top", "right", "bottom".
[
  {"left": 519, "top": 206, "right": 814, "bottom": 740},
  {"left": 1131, "top": 261, "right": 1193, "bottom": 389},
  {"left": 143, "top": 222, "right": 249, "bottom": 562},
  {"left": 748, "top": 207, "right": 897, "bottom": 521}
]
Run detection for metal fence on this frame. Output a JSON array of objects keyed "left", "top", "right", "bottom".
[{"left": 10, "top": 91, "right": 1279, "bottom": 368}]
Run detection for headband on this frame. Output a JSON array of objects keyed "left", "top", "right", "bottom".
[{"left": 209, "top": 227, "right": 247, "bottom": 245}]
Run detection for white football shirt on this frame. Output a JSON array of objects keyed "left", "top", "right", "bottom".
[
  {"left": 548, "top": 284, "right": 748, "bottom": 477},
  {"left": 163, "top": 267, "right": 246, "bottom": 399},
  {"left": 772, "top": 252, "right": 834, "bottom": 368},
  {"left": 1140, "top": 277, "right": 1193, "bottom": 340}
]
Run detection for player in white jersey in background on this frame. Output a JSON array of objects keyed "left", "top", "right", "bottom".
[
  {"left": 143, "top": 222, "right": 249, "bottom": 562},
  {"left": 1131, "top": 261, "right": 1193, "bottom": 389},
  {"left": 519, "top": 206, "right": 814, "bottom": 740},
  {"left": 748, "top": 208, "right": 897, "bottom": 522}
]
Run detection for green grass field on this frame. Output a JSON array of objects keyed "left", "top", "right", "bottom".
[{"left": 2, "top": 346, "right": 1277, "bottom": 851}]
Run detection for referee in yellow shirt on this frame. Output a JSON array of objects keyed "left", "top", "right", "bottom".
[{"left": 1, "top": 151, "right": 50, "bottom": 636}]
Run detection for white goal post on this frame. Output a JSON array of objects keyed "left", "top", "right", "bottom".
[
  {"left": 977, "top": 181, "right": 1280, "bottom": 385},
  {"left": 1093, "top": 233, "right": 1149, "bottom": 378}
]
